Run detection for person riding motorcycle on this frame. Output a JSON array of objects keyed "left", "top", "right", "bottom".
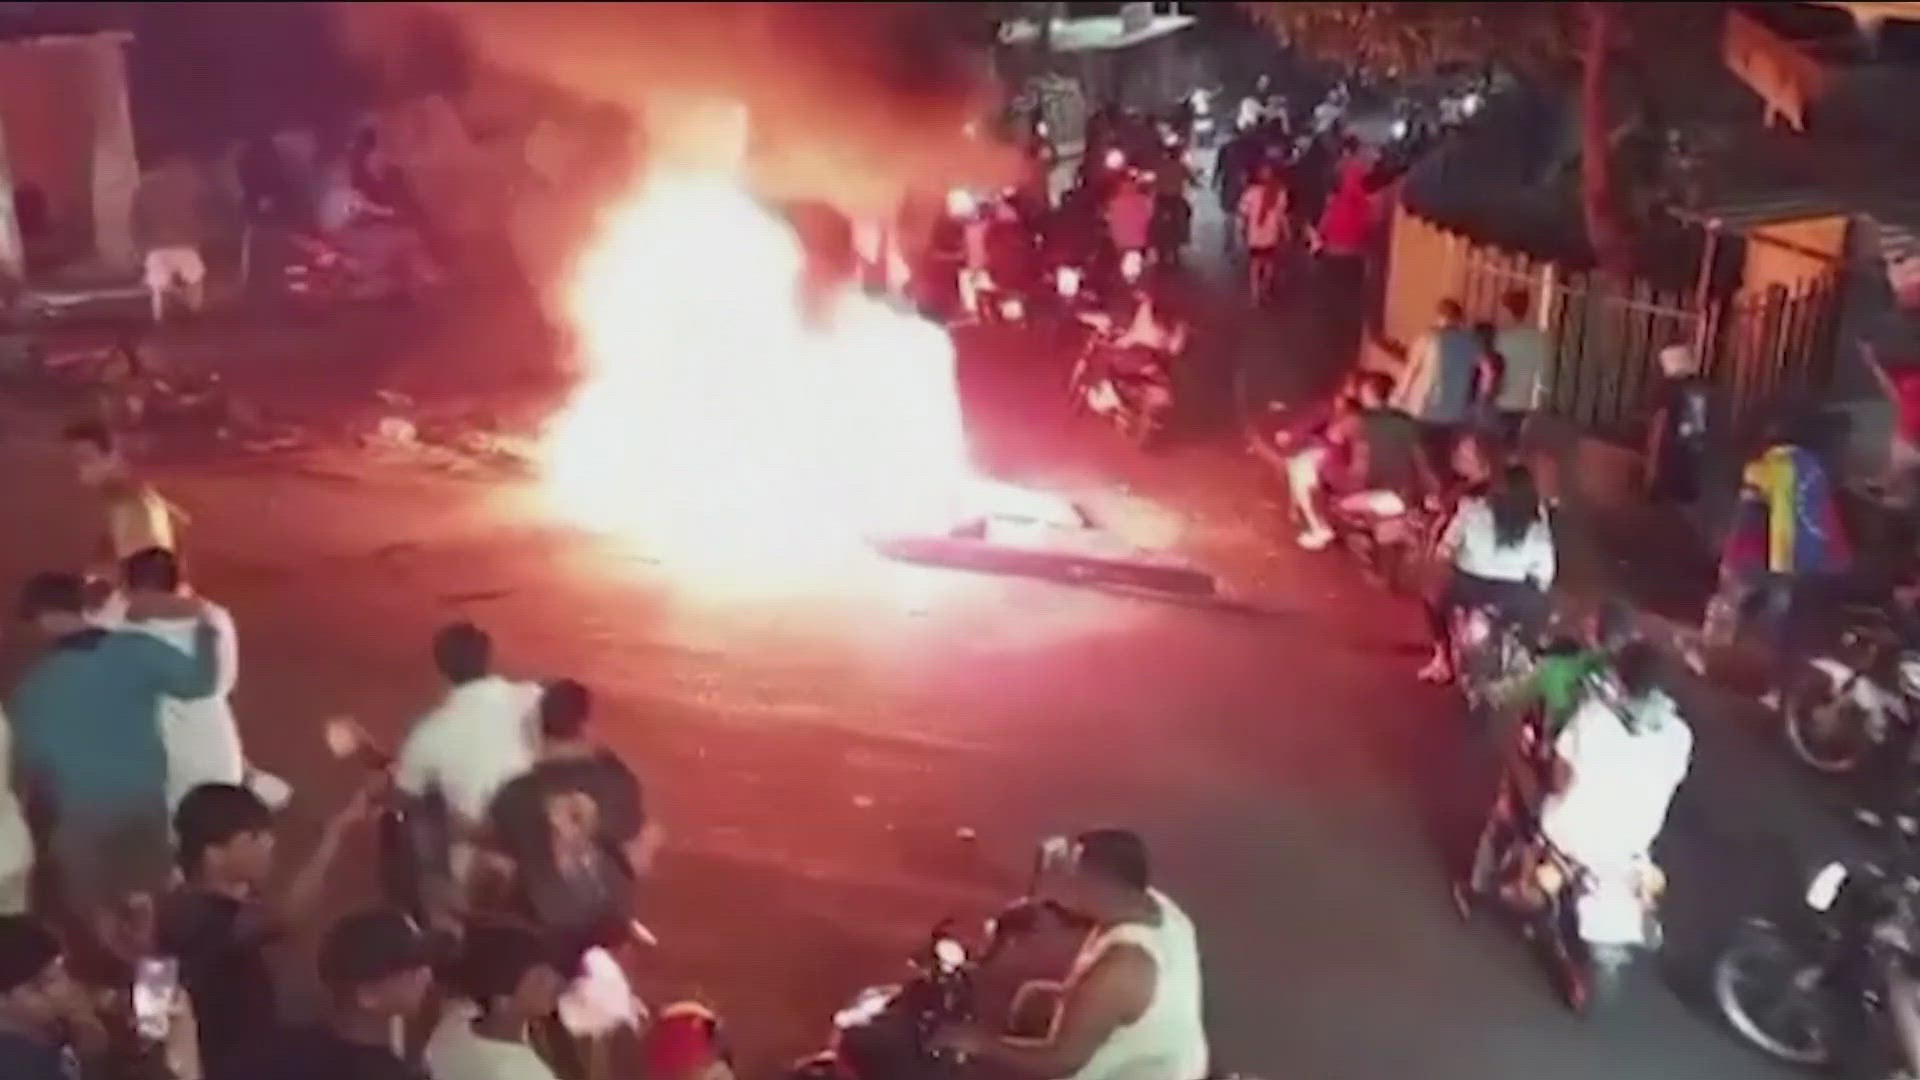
[
  {"left": 1419, "top": 463, "right": 1556, "bottom": 683},
  {"left": 1534, "top": 642, "right": 1692, "bottom": 945},
  {"left": 932, "top": 830, "right": 1208, "bottom": 1080},
  {"left": 1282, "top": 371, "right": 1433, "bottom": 551}
]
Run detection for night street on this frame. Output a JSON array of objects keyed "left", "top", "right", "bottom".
[{"left": 0, "top": 287, "right": 1853, "bottom": 1077}]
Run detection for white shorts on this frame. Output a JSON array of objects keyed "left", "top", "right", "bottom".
[{"left": 144, "top": 246, "right": 206, "bottom": 292}]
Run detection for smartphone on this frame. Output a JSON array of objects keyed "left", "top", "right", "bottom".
[{"left": 132, "top": 957, "right": 178, "bottom": 1042}]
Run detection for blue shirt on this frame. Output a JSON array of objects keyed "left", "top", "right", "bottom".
[
  {"left": 8, "top": 626, "right": 217, "bottom": 813},
  {"left": 1421, "top": 325, "right": 1481, "bottom": 425},
  {"left": 0, "top": 1028, "right": 77, "bottom": 1080}
]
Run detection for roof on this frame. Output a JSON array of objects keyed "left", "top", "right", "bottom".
[
  {"left": 997, "top": 13, "right": 1196, "bottom": 52},
  {"left": 1671, "top": 189, "right": 1920, "bottom": 232}
]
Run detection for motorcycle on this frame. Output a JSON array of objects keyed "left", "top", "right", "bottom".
[
  {"left": 1325, "top": 489, "right": 1438, "bottom": 596},
  {"left": 1715, "top": 848, "right": 1920, "bottom": 1075},
  {"left": 1776, "top": 603, "right": 1920, "bottom": 789},
  {"left": 1450, "top": 603, "right": 1539, "bottom": 712},
  {"left": 1068, "top": 334, "right": 1175, "bottom": 448},
  {"left": 1471, "top": 673, "right": 1666, "bottom": 1012}
]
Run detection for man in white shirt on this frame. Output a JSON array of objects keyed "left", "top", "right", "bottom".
[
  {"left": 120, "top": 547, "right": 289, "bottom": 811},
  {"left": 425, "top": 923, "right": 564, "bottom": 1080},
  {"left": 395, "top": 622, "right": 539, "bottom": 835},
  {"left": 1540, "top": 642, "right": 1692, "bottom": 884},
  {"left": 936, "top": 830, "right": 1208, "bottom": 1080},
  {"left": 0, "top": 709, "right": 30, "bottom": 915}
]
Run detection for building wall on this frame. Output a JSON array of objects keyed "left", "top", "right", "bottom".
[{"left": 0, "top": 39, "right": 94, "bottom": 262}]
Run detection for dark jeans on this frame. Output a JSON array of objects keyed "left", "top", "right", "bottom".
[{"left": 1425, "top": 570, "right": 1551, "bottom": 655}]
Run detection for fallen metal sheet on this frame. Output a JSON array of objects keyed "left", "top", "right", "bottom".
[{"left": 871, "top": 532, "right": 1217, "bottom": 598}]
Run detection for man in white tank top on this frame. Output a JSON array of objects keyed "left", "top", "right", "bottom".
[{"left": 936, "top": 830, "right": 1209, "bottom": 1080}]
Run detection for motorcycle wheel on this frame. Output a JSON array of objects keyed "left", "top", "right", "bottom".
[
  {"left": 1579, "top": 944, "right": 1633, "bottom": 1016},
  {"left": 1782, "top": 666, "right": 1875, "bottom": 775},
  {"left": 1712, "top": 923, "right": 1833, "bottom": 1067}
]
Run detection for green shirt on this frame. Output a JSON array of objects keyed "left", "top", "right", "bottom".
[
  {"left": 1533, "top": 650, "right": 1605, "bottom": 735},
  {"left": 8, "top": 626, "right": 216, "bottom": 812}
]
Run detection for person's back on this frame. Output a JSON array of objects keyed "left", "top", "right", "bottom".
[
  {"left": 1067, "top": 889, "right": 1208, "bottom": 1080},
  {"left": 1354, "top": 406, "right": 1423, "bottom": 492},
  {"left": 1493, "top": 323, "right": 1549, "bottom": 413},
  {"left": 1419, "top": 325, "right": 1480, "bottom": 425},
  {"left": 10, "top": 629, "right": 203, "bottom": 810},
  {"left": 1107, "top": 186, "right": 1152, "bottom": 251},
  {"left": 1542, "top": 688, "right": 1691, "bottom": 873}
]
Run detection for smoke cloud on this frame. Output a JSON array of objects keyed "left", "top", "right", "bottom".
[{"left": 343, "top": 1, "right": 1019, "bottom": 219}]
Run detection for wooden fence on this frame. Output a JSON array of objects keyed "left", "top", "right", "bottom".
[{"left": 1380, "top": 203, "right": 1840, "bottom": 437}]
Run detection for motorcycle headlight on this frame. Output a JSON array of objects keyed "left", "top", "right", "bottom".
[{"left": 1806, "top": 861, "right": 1849, "bottom": 912}]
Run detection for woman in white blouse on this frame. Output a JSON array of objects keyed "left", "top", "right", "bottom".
[{"left": 1419, "top": 463, "right": 1556, "bottom": 683}]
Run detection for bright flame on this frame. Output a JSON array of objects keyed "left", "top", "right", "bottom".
[{"left": 542, "top": 157, "right": 973, "bottom": 580}]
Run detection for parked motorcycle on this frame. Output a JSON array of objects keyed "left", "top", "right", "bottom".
[
  {"left": 1777, "top": 604, "right": 1920, "bottom": 785},
  {"left": 1715, "top": 847, "right": 1920, "bottom": 1075}
]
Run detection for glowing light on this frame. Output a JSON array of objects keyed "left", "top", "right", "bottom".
[{"left": 540, "top": 108, "right": 974, "bottom": 582}]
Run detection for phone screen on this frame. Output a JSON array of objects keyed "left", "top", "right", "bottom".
[{"left": 132, "top": 958, "right": 178, "bottom": 1041}]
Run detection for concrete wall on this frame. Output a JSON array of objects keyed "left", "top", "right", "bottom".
[{"left": 0, "top": 34, "right": 138, "bottom": 274}]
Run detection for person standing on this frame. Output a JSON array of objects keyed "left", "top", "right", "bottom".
[
  {"left": 162, "top": 781, "right": 374, "bottom": 1079},
  {"left": 218, "top": 908, "right": 435, "bottom": 1080},
  {"left": 1394, "top": 299, "right": 1481, "bottom": 454},
  {"left": 423, "top": 924, "right": 565, "bottom": 1080},
  {"left": 119, "top": 548, "right": 289, "bottom": 813},
  {"left": 63, "top": 422, "right": 183, "bottom": 575},
  {"left": 1237, "top": 164, "right": 1290, "bottom": 305},
  {"left": 488, "top": 679, "right": 661, "bottom": 955},
  {"left": 1492, "top": 288, "right": 1551, "bottom": 443},
  {"left": 9, "top": 572, "right": 218, "bottom": 928}
]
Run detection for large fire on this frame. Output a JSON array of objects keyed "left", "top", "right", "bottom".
[{"left": 540, "top": 109, "right": 975, "bottom": 579}]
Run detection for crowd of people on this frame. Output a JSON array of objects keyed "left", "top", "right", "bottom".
[{"left": 0, "top": 420, "right": 671, "bottom": 1080}]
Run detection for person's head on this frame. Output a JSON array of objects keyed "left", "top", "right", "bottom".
[
  {"left": 318, "top": 909, "right": 435, "bottom": 1018},
  {"left": 539, "top": 678, "right": 592, "bottom": 744},
  {"left": 1501, "top": 288, "right": 1530, "bottom": 325},
  {"left": 1451, "top": 430, "right": 1494, "bottom": 484},
  {"left": 0, "top": 917, "right": 69, "bottom": 1035},
  {"left": 16, "top": 571, "right": 88, "bottom": 637},
  {"left": 122, "top": 545, "right": 183, "bottom": 597},
  {"left": 63, "top": 419, "right": 123, "bottom": 487},
  {"left": 1612, "top": 639, "right": 1662, "bottom": 706},
  {"left": 174, "top": 782, "right": 276, "bottom": 889},
  {"left": 1658, "top": 343, "right": 1699, "bottom": 378},
  {"left": 1354, "top": 371, "right": 1394, "bottom": 410},
  {"left": 454, "top": 924, "right": 565, "bottom": 1023},
  {"left": 1038, "top": 829, "right": 1151, "bottom": 923},
  {"left": 433, "top": 621, "right": 492, "bottom": 685},
  {"left": 1435, "top": 298, "right": 1463, "bottom": 329},
  {"left": 1487, "top": 464, "right": 1543, "bottom": 548}
]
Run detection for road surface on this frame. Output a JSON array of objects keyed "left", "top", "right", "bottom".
[{"left": 0, "top": 296, "right": 1857, "bottom": 1080}]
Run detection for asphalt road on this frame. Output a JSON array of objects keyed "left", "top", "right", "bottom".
[
  {"left": 0, "top": 305, "right": 1864, "bottom": 1080},
  {"left": 0, "top": 202, "right": 1863, "bottom": 1079}
]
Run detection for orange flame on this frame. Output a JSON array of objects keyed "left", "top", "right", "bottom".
[{"left": 540, "top": 137, "right": 973, "bottom": 582}]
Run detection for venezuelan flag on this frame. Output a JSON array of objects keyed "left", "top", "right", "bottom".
[{"left": 1741, "top": 445, "right": 1849, "bottom": 574}]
